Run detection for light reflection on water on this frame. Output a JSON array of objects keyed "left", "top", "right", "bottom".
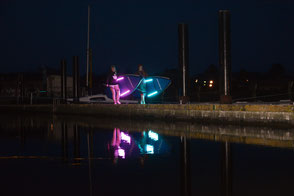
[{"left": 0, "top": 114, "right": 294, "bottom": 196}]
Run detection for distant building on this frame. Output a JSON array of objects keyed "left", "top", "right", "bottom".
[
  {"left": 0, "top": 73, "right": 43, "bottom": 97},
  {"left": 47, "top": 75, "right": 73, "bottom": 97}
]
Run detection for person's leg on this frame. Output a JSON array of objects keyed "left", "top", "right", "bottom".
[
  {"left": 141, "top": 92, "right": 146, "bottom": 104},
  {"left": 116, "top": 128, "right": 121, "bottom": 146},
  {"left": 140, "top": 93, "right": 145, "bottom": 104},
  {"left": 111, "top": 128, "right": 117, "bottom": 146},
  {"left": 110, "top": 87, "right": 116, "bottom": 104},
  {"left": 115, "top": 85, "right": 121, "bottom": 104},
  {"left": 142, "top": 93, "right": 146, "bottom": 104},
  {"left": 141, "top": 83, "right": 147, "bottom": 104}
]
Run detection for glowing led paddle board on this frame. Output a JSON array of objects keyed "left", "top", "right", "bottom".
[
  {"left": 106, "top": 74, "right": 142, "bottom": 99},
  {"left": 134, "top": 76, "right": 171, "bottom": 98}
]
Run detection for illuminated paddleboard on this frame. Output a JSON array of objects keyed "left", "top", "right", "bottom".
[
  {"left": 134, "top": 76, "right": 171, "bottom": 98},
  {"left": 106, "top": 74, "right": 142, "bottom": 99}
]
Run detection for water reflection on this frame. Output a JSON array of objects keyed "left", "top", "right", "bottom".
[
  {"left": 110, "top": 128, "right": 126, "bottom": 160},
  {"left": 61, "top": 122, "right": 68, "bottom": 161},
  {"left": 108, "top": 128, "right": 170, "bottom": 162},
  {"left": 180, "top": 136, "right": 191, "bottom": 196},
  {"left": 221, "top": 142, "right": 232, "bottom": 196},
  {"left": 0, "top": 114, "right": 294, "bottom": 196},
  {"left": 73, "top": 124, "right": 80, "bottom": 164},
  {"left": 87, "top": 129, "right": 94, "bottom": 196}
]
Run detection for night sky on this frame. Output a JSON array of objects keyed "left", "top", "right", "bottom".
[{"left": 1, "top": 0, "right": 294, "bottom": 76}]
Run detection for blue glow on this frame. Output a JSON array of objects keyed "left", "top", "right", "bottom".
[
  {"left": 144, "top": 78, "right": 153, "bottom": 83},
  {"left": 145, "top": 144, "right": 154, "bottom": 154},
  {"left": 148, "top": 130, "right": 158, "bottom": 141},
  {"left": 147, "top": 91, "right": 158, "bottom": 97}
]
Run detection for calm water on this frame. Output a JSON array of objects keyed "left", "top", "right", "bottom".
[{"left": 0, "top": 114, "right": 294, "bottom": 196}]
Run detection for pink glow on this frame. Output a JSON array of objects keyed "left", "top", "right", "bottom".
[
  {"left": 121, "top": 132, "right": 131, "bottom": 144},
  {"left": 116, "top": 77, "right": 124, "bottom": 81},
  {"left": 120, "top": 90, "right": 130, "bottom": 97},
  {"left": 118, "top": 148, "right": 125, "bottom": 159}
]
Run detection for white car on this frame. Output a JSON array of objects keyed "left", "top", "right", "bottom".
[{"left": 68, "top": 94, "right": 139, "bottom": 104}]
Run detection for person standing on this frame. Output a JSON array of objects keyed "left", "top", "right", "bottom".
[
  {"left": 136, "top": 64, "right": 148, "bottom": 104},
  {"left": 106, "top": 65, "right": 121, "bottom": 104}
]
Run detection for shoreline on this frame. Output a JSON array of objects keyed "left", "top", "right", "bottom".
[{"left": 1, "top": 103, "right": 294, "bottom": 127}]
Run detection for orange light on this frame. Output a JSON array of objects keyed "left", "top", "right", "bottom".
[
  {"left": 209, "top": 80, "right": 213, "bottom": 84},
  {"left": 209, "top": 84, "right": 213, "bottom": 87}
]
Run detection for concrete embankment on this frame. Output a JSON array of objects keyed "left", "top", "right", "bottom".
[
  {"left": 50, "top": 115, "right": 294, "bottom": 149},
  {"left": 1, "top": 113, "right": 294, "bottom": 149},
  {"left": 1, "top": 103, "right": 294, "bottom": 126}
]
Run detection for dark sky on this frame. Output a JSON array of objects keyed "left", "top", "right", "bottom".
[{"left": 1, "top": 0, "right": 294, "bottom": 76}]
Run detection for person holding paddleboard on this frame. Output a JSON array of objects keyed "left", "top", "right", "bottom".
[
  {"left": 136, "top": 64, "right": 148, "bottom": 104},
  {"left": 106, "top": 65, "right": 121, "bottom": 104}
]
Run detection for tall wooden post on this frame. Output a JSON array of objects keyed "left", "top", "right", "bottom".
[{"left": 219, "top": 10, "right": 232, "bottom": 104}]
